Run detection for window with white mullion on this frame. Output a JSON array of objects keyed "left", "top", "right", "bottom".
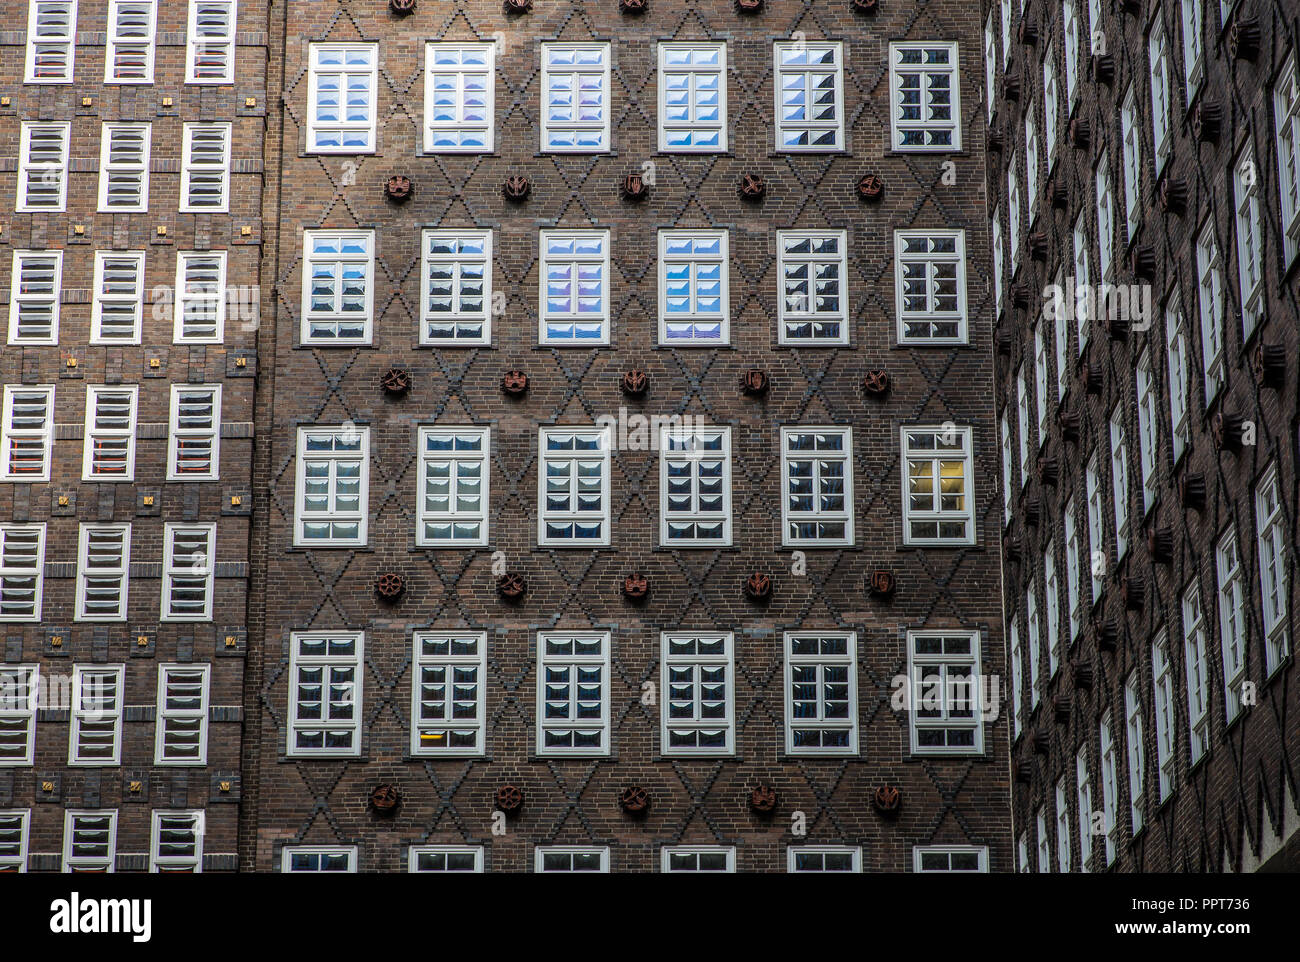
[
  {"left": 1009, "top": 616, "right": 1023, "bottom": 737},
  {"left": 180, "top": 122, "right": 231, "bottom": 213},
  {"left": 294, "top": 426, "right": 369, "bottom": 546},
  {"left": 69, "top": 665, "right": 124, "bottom": 764},
  {"left": 1232, "top": 146, "right": 1263, "bottom": 339},
  {"left": 999, "top": 412, "right": 1012, "bottom": 525},
  {"left": 889, "top": 42, "right": 960, "bottom": 151},
  {"left": 1008, "top": 160, "right": 1021, "bottom": 271},
  {"left": 161, "top": 523, "right": 214, "bottom": 622},
  {"left": 282, "top": 846, "right": 356, "bottom": 873},
  {"left": 1151, "top": 631, "right": 1176, "bottom": 800},
  {"left": 25, "top": 0, "right": 77, "bottom": 83},
  {"left": 175, "top": 250, "right": 227, "bottom": 343},
  {"left": 1274, "top": 52, "right": 1300, "bottom": 266},
  {"left": 1096, "top": 152, "right": 1115, "bottom": 279},
  {"left": 1255, "top": 465, "right": 1290, "bottom": 674},
  {"left": 1085, "top": 454, "right": 1105, "bottom": 601},
  {"left": 1108, "top": 408, "right": 1130, "bottom": 560},
  {"left": 167, "top": 384, "right": 220, "bottom": 481},
  {"left": 992, "top": 211, "right": 1005, "bottom": 317},
  {"left": 535, "top": 846, "right": 609, "bottom": 873},
  {"left": 1016, "top": 367, "right": 1030, "bottom": 485},
  {"left": 104, "top": 0, "right": 156, "bottom": 83},
  {"left": 0, "top": 386, "right": 54, "bottom": 481},
  {"left": 1055, "top": 776, "right": 1071, "bottom": 872},
  {"left": 151, "top": 810, "right": 204, "bottom": 872},
  {"left": 97, "top": 122, "right": 151, "bottom": 211},
  {"left": 537, "top": 427, "right": 611, "bottom": 546},
  {"left": 909, "top": 630, "right": 984, "bottom": 755},
  {"left": 1124, "top": 674, "right": 1145, "bottom": 834},
  {"left": 658, "top": 42, "right": 727, "bottom": 152},
  {"left": 0, "top": 665, "right": 38, "bottom": 765},
  {"left": 660, "top": 426, "right": 732, "bottom": 546},
  {"left": 1099, "top": 714, "right": 1119, "bottom": 863},
  {"left": 1036, "top": 808, "right": 1050, "bottom": 872},
  {"left": 541, "top": 43, "right": 610, "bottom": 153},
  {"left": 1216, "top": 527, "right": 1247, "bottom": 721},
  {"left": 7, "top": 250, "right": 62, "bottom": 344},
  {"left": 82, "top": 385, "right": 138, "bottom": 481},
  {"left": 662, "top": 846, "right": 735, "bottom": 873},
  {"left": 536, "top": 631, "right": 610, "bottom": 756},
  {"left": 780, "top": 427, "right": 853, "bottom": 546},
  {"left": 0, "top": 526, "right": 45, "bottom": 623},
  {"left": 984, "top": 14, "right": 996, "bottom": 122},
  {"left": 307, "top": 44, "right": 378, "bottom": 153},
  {"left": 1064, "top": 503, "right": 1082, "bottom": 641},
  {"left": 913, "top": 845, "right": 988, "bottom": 873},
  {"left": 1181, "top": 581, "right": 1209, "bottom": 764},
  {"left": 417, "top": 427, "right": 489, "bottom": 547},
  {"left": 301, "top": 230, "right": 374, "bottom": 344},
  {"left": 1052, "top": 275, "right": 1069, "bottom": 402},
  {"left": 408, "top": 846, "right": 483, "bottom": 873},
  {"left": 1064, "top": 0, "right": 1081, "bottom": 108},
  {"left": 1165, "top": 298, "right": 1190, "bottom": 463},
  {"left": 288, "top": 632, "right": 363, "bottom": 757},
  {"left": 185, "top": 0, "right": 236, "bottom": 84},
  {"left": 1001, "top": 0, "right": 1012, "bottom": 69},
  {"left": 420, "top": 229, "right": 492, "bottom": 345},
  {"left": 1196, "top": 219, "right": 1225, "bottom": 403},
  {"left": 778, "top": 231, "right": 848, "bottom": 344},
  {"left": 787, "top": 846, "right": 861, "bottom": 873},
  {"left": 1026, "top": 589, "right": 1041, "bottom": 708},
  {"left": 1180, "top": 0, "right": 1204, "bottom": 102},
  {"left": 16, "top": 122, "right": 69, "bottom": 211},
  {"left": 1025, "top": 111, "right": 1039, "bottom": 214},
  {"left": 777, "top": 40, "right": 845, "bottom": 151},
  {"left": 90, "top": 250, "right": 145, "bottom": 344},
  {"left": 154, "top": 663, "right": 210, "bottom": 765},
  {"left": 1044, "top": 543, "right": 1061, "bottom": 676},
  {"left": 1119, "top": 88, "right": 1141, "bottom": 238},
  {"left": 1072, "top": 217, "right": 1091, "bottom": 352},
  {"left": 661, "top": 632, "right": 734, "bottom": 756},
  {"left": 1075, "top": 745, "right": 1094, "bottom": 872},
  {"left": 1043, "top": 39, "right": 1059, "bottom": 155},
  {"left": 539, "top": 230, "right": 610, "bottom": 344},
  {"left": 0, "top": 810, "right": 30, "bottom": 871},
  {"left": 658, "top": 229, "right": 729, "bottom": 344},
  {"left": 895, "top": 230, "right": 967, "bottom": 344},
  {"left": 76, "top": 523, "right": 131, "bottom": 621},
  {"left": 1149, "top": 16, "right": 1171, "bottom": 175},
  {"left": 63, "top": 810, "right": 117, "bottom": 872},
  {"left": 411, "top": 631, "right": 486, "bottom": 757},
  {"left": 902, "top": 425, "right": 975, "bottom": 545},
  {"left": 1135, "top": 351, "right": 1159, "bottom": 514},
  {"left": 784, "top": 631, "right": 858, "bottom": 755},
  {"left": 423, "top": 42, "right": 495, "bottom": 153},
  {"left": 1033, "top": 322, "right": 1048, "bottom": 442}
]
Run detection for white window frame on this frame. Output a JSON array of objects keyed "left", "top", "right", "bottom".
[
  {"left": 999, "top": 411, "right": 1012, "bottom": 525},
  {"left": 104, "top": 0, "right": 156, "bottom": 84},
  {"left": 179, "top": 122, "right": 232, "bottom": 213},
  {"left": 1166, "top": 297, "right": 1190, "bottom": 463},
  {"left": 1108, "top": 408, "right": 1130, "bottom": 561},
  {"left": 8, "top": 249, "right": 63, "bottom": 344},
  {"left": 1135, "top": 351, "right": 1159, "bottom": 514},
  {"left": 1009, "top": 616, "right": 1023, "bottom": 737},
  {"left": 992, "top": 211, "right": 1005, "bottom": 317},
  {"left": 420, "top": 228, "right": 493, "bottom": 346},
  {"left": 894, "top": 229, "right": 968, "bottom": 344},
  {"left": 1044, "top": 542, "right": 1061, "bottom": 676},
  {"left": 1255, "top": 464, "right": 1290, "bottom": 674},
  {"left": 779, "top": 426, "right": 853, "bottom": 547},
  {"left": 1064, "top": 0, "right": 1081, "bottom": 108},
  {"left": 1036, "top": 807, "right": 1050, "bottom": 872},
  {"left": 293, "top": 426, "right": 370, "bottom": 547},
  {"left": 306, "top": 43, "right": 378, "bottom": 154},
  {"left": 777, "top": 230, "right": 849, "bottom": 345},
  {"left": 1119, "top": 87, "right": 1141, "bottom": 238},
  {"left": 1033, "top": 321, "right": 1048, "bottom": 441},
  {"left": 0, "top": 664, "right": 38, "bottom": 765},
  {"left": 1055, "top": 775, "right": 1071, "bottom": 872},
  {"left": 1125, "top": 673, "right": 1145, "bottom": 835},
  {"left": 658, "top": 229, "right": 730, "bottom": 344},
  {"left": 0, "top": 810, "right": 30, "bottom": 871},
  {"left": 1008, "top": 160, "right": 1021, "bottom": 272},
  {"left": 1099, "top": 713, "right": 1119, "bottom": 864},
  {"left": 1043, "top": 39, "right": 1059, "bottom": 155},
  {"left": 783, "top": 631, "right": 859, "bottom": 756},
  {"left": 888, "top": 41, "right": 961, "bottom": 152},
  {"left": 660, "top": 631, "right": 734, "bottom": 756},
  {"left": 281, "top": 846, "right": 357, "bottom": 873},
  {"left": 1096, "top": 151, "right": 1114, "bottom": 278},
  {"left": 0, "top": 386, "right": 54, "bottom": 483},
  {"left": 63, "top": 810, "right": 117, "bottom": 872},
  {"left": 901, "top": 424, "right": 976, "bottom": 546},
  {"left": 167, "top": 384, "right": 222, "bottom": 481},
  {"left": 416, "top": 426, "right": 490, "bottom": 548},
  {"left": 1182, "top": 581, "right": 1209, "bottom": 764},
  {"left": 661, "top": 845, "right": 736, "bottom": 873},
  {"left": 1076, "top": 745, "right": 1093, "bottom": 872},
  {"left": 150, "top": 810, "right": 204, "bottom": 872},
  {"left": 1027, "top": 589, "right": 1042, "bottom": 708},
  {"left": 658, "top": 41, "right": 727, "bottom": 153},
  {"left": 155, "top": 663, "right": 210, "bottom": 766},
  {"left": 174, "top": 250, "right": 227, "bottom": 343},
  {"left": 300, "top": 230, "right": 375, "bottom": 345},
  {"left": 534, "top": 846, "right": 609, "bottom": 873},
  {"left": 1025, "top": 111, "right": 1039, "bottom": 215},
  {"left": 82, "top": 384, "right": 138, "bottom": 481},
  {"left": 410, "top": 630, "right": 487, "bottom": 757},
  {"left": 1053, "top": 274, "right": 1069, "bottom": 402},
  {"left": 287, "top": 631, "right": 364, "bottom": 758},
  {"left": 1151, "top": 630, "right": 1176, "bottom": 801},
  {"left": 69, "top": 664, "right": 124, "bottom": 764},
  {"left": 776, "top": 40, "right": 845, "bottom": 152},
  {"left": 787, "top": 845, "right": 861, "bottom": 873},
  {"left": 25, "top": 0, "right": 77, "bottom": 83},
  {"left": 1195, "top": 218, "right": 1224, "bottom": 404},
  {"left": 408, "top": 845, "right": 484, "bottom": 873},
  {"left": 1064, "top": 502, "right": 1082, "bottom": 641},
  {"left": 90, "top": 250, "right": 145, "bottom": 345},
  {"left": 537, "top": 426, "right": 612, "bottom": 547},
  {"left": 1016, "top": 367, "right": 1030, "bottom": 485},
  {"left": 1085, "top": 453, "right": 1105, "bottom": 601},
  {"left": 0, "top": 527, "right": 45, "bottom": 624},
  {"left": 540, "top": 43, "right": 611, "bottom": 153},
  {"left": 1180, "top": 0, "right": 1204, "bottom": 103},
  {"left": 908, "top": 629, "right": 985, "bottom": 755},
  {"left": 16, "top": 121, "right": 70, "bottom": 212},
  {"left": 538, "top": 229, "right": 611, "bottom": 345},
  {"left": 1072, "top": 216, "right": 1092, "bottom": 352},
  {"left": 912, "top": 845, "right": 988, "bottom": 873},
  {"left": 1274, "top": 51, "right": 1300, "bottom": 267},
  {"left": 75, "top": 523, "right": 131, "bottom": 622},
  {"left": 97, "top": 122, "right": 151, "bottom": 212},
  {"left": 185, "top": 0, "right": 236, "bottom": 84},
  {"left": 1216, "top": 527, "right": 1247, "bottom": 723},
  {"left": 423, "top": 42, "right": 495, "bottom": 153},
  {"left": 161, "top": 523, "right": 215, "bottom": 622},
  {"left": 984, "top": 13, "right": 997, "bottom": 122},
  {"left": 535, "top": 631, "right": 611, "bottom": 757},
  {"left": 660, "top": 425, "right": 733, "bottom": 547},
  {"left": 1232, "top": 145, "right": 1263, "bottom": 339},
  {"left": 1149, "top": 14, "right": 1171, "bottom": 175}
]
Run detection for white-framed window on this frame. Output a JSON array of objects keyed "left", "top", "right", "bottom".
[
  {"left": 1181, "top": 581, "right": 1209, "bottom": 764},
  {"left": 1001, "top": 0, "right": 1012, "bottom": 69},
  {"left": 659, "top": 42, "right": 727, "bottom": 152},
  {"left": 777, "top": 230, "right": 848, "bottom": 345},
  {"left": 1064, "top": 0, "right": 1081, "bottom": 108},
  {"left": 1009, "top": 616, "right": 1023, "bottom": 737},
  {"left": 63, "top": 810, "right": 117, "bottom": 872},
  {"left": 661, "top": 425, "right": 732, "bottom": 546},
  {"left": 82, "top": 385, "right": 138, "bottom": 481},
  {"left": 661, "top": 631, "right": 734, "bottom": 756},
  {"left": 411, "top": 631, "right": 486, "bottom": 757},
  {"left": 537, "top": 427, "right": 611, "bottom": 547},
  {"left": 1119, "top": 88, "right": 1141, "bottom": 238},
  {"left": 1166, "top": 297, "right": 1189, "bottom": 463},
  {"left": 1255, "top": 465, "right": 1290, "bottom": 674},
  {"left": 776, "top": 40, "right": 845, "bottom": 151},
  {"left": 535, "top": 846, "right": 609, "bottom": 873},
  {"left": 0, "top": 527, "right": 44, "bottom": 624},
  {"left": 1274, "top": 51, "right": 1300, "bottom": 266},
  {"left": 1151, "top": 630, "right": 1176, "bottom": 801},
  {"left": 889, "top": 41, "right": 960, "bottom": 151},
  {"left": 1195, "top": 218, "right": 1224, "bottom": 404},
  {"left": 420, "top": 229, "right": 492, "bottom": 345},
  {"left": 69, "top": 665, "right": 124, "bottom": 764},
  {"left": 1043, "top": 39, "right": 1059, "bottom": 153},
  {"left": 1148, "top": 15, "right": 1171, "bottom": 175},
  {"left": 155, "top": 664, "right": 210, "bottom": 765},
  {"left": 301, "top": 230, "right": 374, "bottom": 344},
  {"left": 294, "top": 426, "right": 369, "bottom": 547},
  {"left": 282, "top": 846, "right": 356, "bottom": 873},
  {"left": 1025, "top": 112, "right": 1039, "bottom": 214},
  {"left": 167, "top": 384, "right": 221, "bottom": 481},
  {"left": 984, "top": 12, "right": 997, "bottom": 122},
  {"left": 1008, "top": 161, "right": 1022, "bottom": 272},
  {"left": 784, "top": 631, "right": 858, "bottom": 755},
  {"left": 97, "top": 122, "right": 151, "bottom": 212},
  {"left": 179, "top": 122, "right": 231, "bottom": 213},
  {"left": 150, "top": 810, "right": 204, "bottom": 872},
  {"left": 1108, "top": 408, "right": 1130, "bottom": 560},
  {"left": 1036, "top": 807, "right": 1050, "bottom": 872},
  {"left": 913, "top": 845, "right": 988, "bottom": 873},
  {"left": 90, "top": 251, "right": 144, "bottom": 344},
  {"left": 423, "top": 42, "right": 495, "bottom": 153},
  {"left": 1099, "top": 713, "right": 1119, "bottom": 864},
  {"left": 999, "top": 412, "right": 1012, "bottom": 524},
  {"left": 185, "top": 0, "right": 235, "bottom": 84},
  {"left": 1232, "top": 146, "right": 1263, "bottom": 339},
  {"left": 895, "top": 230, "right": 967, "bottom": 344},
  {"left": 408, "top": 846, "right": 483, "bottom": 873},
  {"left": 1064, "top": 503, "right": 1082, "bottom": 641},
  {"left": 104, "top": 0, "right": 156, "bottom": 83},
  {"left": 7, "top": 249, "right": 61, "bottom": 344},
  {"left": 16, "top": 122, "right": 69, "bottom": 211},
  {"left": 307, "top": 43, "right": 378, "bottom": 153},
  {"left": 1124, "top": 673, "right": 1145, "bottom": 835},
  {"left": 0, "top": 386, "right": 54, "bottom": 482},
  {"left": 1135, "top": 351, "right": 1159, "bottom": 514},
  {"left": 1016, "top": 367, "right": 1030, "bottom": 484},
  {"left": 288, "top": 631, "right": 363, "bottom": 757},
  {"left": 992, "top": 211, "right": 1005, "bottom": 317},
  {"left": 787, "top": 846, "right": 861, "bottom": 872},
  {"left": 76, "top": 524, "right": 130, "bottom": 621},
  {"left": 661, "top": 846, "right": 735, "bottom": 873},
  {"left": 1095, "top": 151, "right": 1114, "bottom": 277},
  {"left": 540, "top": 43, "right": 611, "bottom": 153},
  {"left": 0, "top": 810, "right": 30, "bottom": 871},
  {"left": 539, "top": 230, "right": 610, "bottom": 344},
  {"left": 0, "top": 665, "right": 38, "bottom": 764},
  {"left": 417, "top": 427, "right": 490, "bottom": 547},
  {"left": 1053, "top": 277, "right": 1069, "bottom": 402},
  {"left": 1027, "top": 589, "right": 1042, "bottom": 708},
  {"left": 902, "top": 425, "right": 975, "bottom": 546},
  {"left": 1075, "top": 745, "right": 1093, "bottom": 872},
  {"left": 1085, "top": 453, "right": 1105, "bottom": 600},
  {"left": 779, "top": 426, "right": 853, "bottom": 547},
  {"left": 1044, "top": 542, "right": 1061, "bottom": 675},
  {"left": 25, "top": 0, "right": 77, "bottom": 83},
  {"left": 536, "top": 631, "right": 610, "bottom": 756},
  {"left": 1216, "top": 527, "right": 1247, "bottom": 723},
  {"left": 1033, "top": 321, "right": 1048, "bottom": 440},
  {"left": 909, "top": 629, "right": 984, "bottom": 755},
  {"left": 658, "top": 229, "right": 729, "bottom": 344},
  {"left": 174, "top": 250, "right": 227, "bottom": 343},
  {"left": 1072, "top": 216, "right": 1092, "bottom": 351},
  {"left": 161, "top": 524, "right": 214, "bottom": 622},
  {"left": 1055, "top": 775, "right": 1071, "bottom": 873},
  {"left": 1180, "top": 0, "right": 1204, "bottom": 102}
]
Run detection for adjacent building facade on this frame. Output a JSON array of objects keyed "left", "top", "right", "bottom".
[{"left": 987, "top": 0, "right": 1300, "bottom": 871}]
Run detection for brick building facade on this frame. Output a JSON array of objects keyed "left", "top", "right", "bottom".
[{"left": 986, "top": 0, "right": 1300, "bottom": 871}]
